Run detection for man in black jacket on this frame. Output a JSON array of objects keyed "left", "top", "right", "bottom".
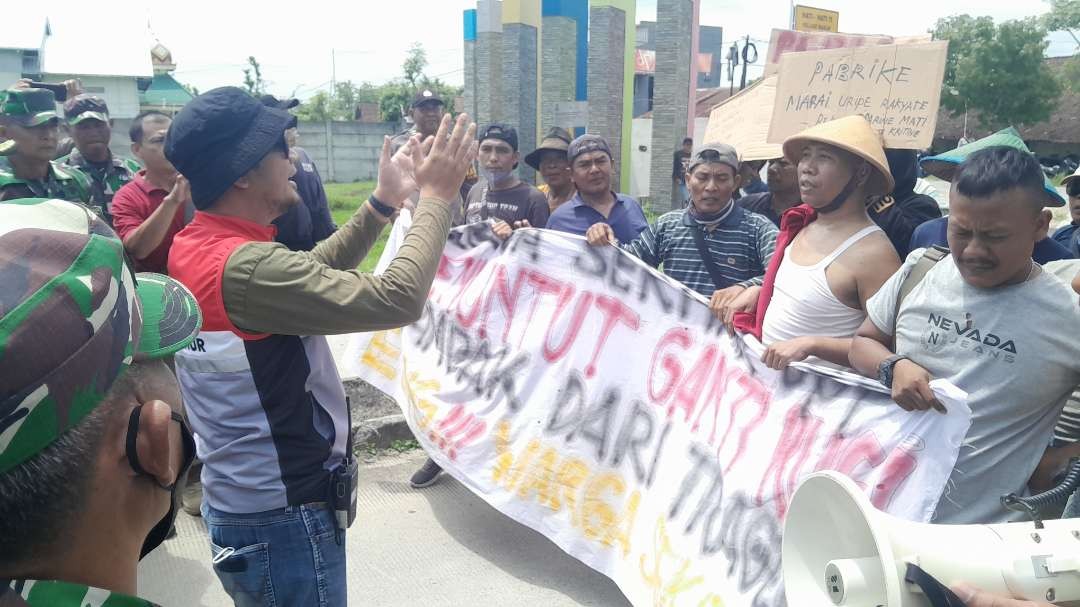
[{"left": 867, "top": 149, "right": 942, "bottom": 256}]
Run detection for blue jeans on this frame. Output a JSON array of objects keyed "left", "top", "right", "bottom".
[
  {"left": 1065, "top": 492, "right": 1080, "bottom": 518},
  {"left": 203, "top": 502, "right": 347, "bottom": 607}
]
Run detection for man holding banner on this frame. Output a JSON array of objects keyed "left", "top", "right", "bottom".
[
  {"left": 546, "top": 134, "right": 649, "bottom": 243},
  {"left": 728, "top": 116, "right": 901, "bottom": 371},
  {"left": 585, "top": 143, "right": 777, "bottom": 297},
  {"left": 850, "top": 146, "right": 1080, "bottom": 524}
]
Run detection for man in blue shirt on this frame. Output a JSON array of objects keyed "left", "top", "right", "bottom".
[{"left": 546, "top": 134, "right": 648, "bottom": 242}]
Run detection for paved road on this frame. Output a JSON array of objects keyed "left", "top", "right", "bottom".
[{"left": 138, "top": 451, "right": 630, "bottom": 607}]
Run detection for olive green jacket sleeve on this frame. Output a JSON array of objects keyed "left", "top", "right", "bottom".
[{"left": 221, "top": 199, "right": 453, "bottom": 335}]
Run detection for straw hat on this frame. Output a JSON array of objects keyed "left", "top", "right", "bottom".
[
  {"left": 782, "top": 115, "right": 894, "bottom": 196},
  {"left": 524, "top": 126, "right": 573, "bottom": 171},
  {"left": 921, "top": 127, "right": 1065, "bottom": 206}
]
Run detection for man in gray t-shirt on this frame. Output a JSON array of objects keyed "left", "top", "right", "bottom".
[{"left": 850, "top": 146, "right": 1080, "bottom": 524}]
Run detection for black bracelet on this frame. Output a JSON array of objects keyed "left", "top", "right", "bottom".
[{"left": 368, "top": 194, "right": 396, "bottom": 218}]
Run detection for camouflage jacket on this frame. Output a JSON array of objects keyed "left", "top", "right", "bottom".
[
  {"left": 0, "top": 161, "right": 92, "bottom": 208},
  {"left": 59, "top": 150, "right": 141, "bottom": 225},
  {"left": 1, "top": 579, "right": 158, "bottom": 607}
]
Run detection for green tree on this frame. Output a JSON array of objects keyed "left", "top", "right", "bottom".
[
  {"left": 242, "top": 56, "right": 267, "bottom": 96},
  {"left": 1044, "top": 0, "right": 1080, "bottom": 31},
  {"left": 291, "top": 44, "right": 462, "bottom": 124},
  {"left": 402, "top": 43, "right": 427, "bottom": 88},
  {"left": 294, "top": 90, "right": 332, "bottom": 122},
  {"left": 933, "top": 15, "right": 1061, "bottom": 128}
]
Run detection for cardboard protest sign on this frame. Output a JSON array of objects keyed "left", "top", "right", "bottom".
[
  {"left": 768, "top": 40, "right": 948, "bottom": 149},
  {"left": 702, "top": 76, "right": 783, "bottom": 161},
  {"left": 346, "top": 223, "right": 970, "bottom": 607},
  {"left": 765, "top": 28, "right": 932, "bottom": 75}
]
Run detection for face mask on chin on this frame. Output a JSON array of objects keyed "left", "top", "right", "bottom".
[
  {"left": 124, "top": 404, "right": 196, "bottom": 559},
  {"left": 480, "top": 167, "right": 514, "bottom": 186}
]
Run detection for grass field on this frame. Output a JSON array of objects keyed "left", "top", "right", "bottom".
[{"left": 325, "top": 181, "right": 385, "bottom": 273}]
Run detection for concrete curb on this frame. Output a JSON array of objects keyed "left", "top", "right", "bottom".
[{"left": 343, "top": 377, "right": 416, "bottom": 450}]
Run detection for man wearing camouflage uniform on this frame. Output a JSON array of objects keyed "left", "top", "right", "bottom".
[
  {"left": 0, "top": 198, "right": 202, "bottom": 607},
  {"left": 0, "top": 88, "right": 91, "bottom": 205},
  {"left": 59, "top": 94, "right": 142, "bottom": 226}
]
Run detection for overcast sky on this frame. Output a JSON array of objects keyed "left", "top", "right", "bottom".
[{"left": 36, "top": 0, "right": 1076, "bottom": 100}]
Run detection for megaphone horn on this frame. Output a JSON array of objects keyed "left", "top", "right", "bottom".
[{"left": 782, "top": 471, "right": 1080, "bottom": 606}]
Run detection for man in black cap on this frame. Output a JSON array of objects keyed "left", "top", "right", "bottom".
[
  {"left": 390, "top": 89, "right": 446, "bottom": 153},
  {"left": 408, "top": 122, "right": 549, "bottom": 490},
  {"left": 260, "top": 94, "right": 337, "bottom": 251},
  {"left": 392, "top": 89, "right": 477, "bottom": 205},
  {"left": 465, "top": 123, "right": 548, "bottom": 231},
  {"left": 164, "top": 86, "right": 475, "bottom": 606},
  {"left": 0, "top": 88, "right": 92, "bottom": 204},
  {"left": 525, "top": 126, "right": 575, "bottom": 212},
  {"left": 546, "top": 133, "right": 649, "bottom": 242},
  {"left": 59, "top": 94, "right": 142, "bottom": 226}
]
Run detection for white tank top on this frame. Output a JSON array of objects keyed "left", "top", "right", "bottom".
[{"left": 761, "top": 224, "right": 883, "bottom": 345}]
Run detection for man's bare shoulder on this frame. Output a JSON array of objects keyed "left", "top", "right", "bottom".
[{"left": 844, "top": 229, "right": 901, "bottom": 283}]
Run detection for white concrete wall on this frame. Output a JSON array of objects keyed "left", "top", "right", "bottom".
[
  {"left": 630, "top": 117, "right": 652, "bottom": 199},
  {"left": 46, "top": 74, "right": 141, "bottom": 118},
  {"left": 692, "top": 117, "right": 708, "bottom": 145},
  {"left": 0, "top": 50, "right": 22, "bottom": 92}
]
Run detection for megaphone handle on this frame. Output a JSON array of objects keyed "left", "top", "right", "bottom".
[{"left": 905, "top": 563, "right": 969, "bottom": 607}]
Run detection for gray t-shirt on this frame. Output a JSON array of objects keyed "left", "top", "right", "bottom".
[
  {"left": 464, "top": 180, "right": 550, "bottom": 228},
  {"left": 867, "top": 249, "right": 1080, "bottom": 524}
]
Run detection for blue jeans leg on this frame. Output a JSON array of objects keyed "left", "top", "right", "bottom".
[
  {"left": 1064, "top": 491, "right": 1080, "bottom": 518},
  {"left": 203, "top": 503, "right": 347, "bottom": 607}
]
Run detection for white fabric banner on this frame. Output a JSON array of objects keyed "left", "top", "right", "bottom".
[{"left": 345, "top": 223, "right": 971, "bottom": 607}]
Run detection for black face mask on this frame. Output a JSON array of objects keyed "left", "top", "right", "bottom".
[{"left": 124, "top": 404, "right": 196, "bottom": 559}]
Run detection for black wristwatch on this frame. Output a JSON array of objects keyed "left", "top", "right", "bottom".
[
  {"left": 877, "top": 354, "right": 910, "bottom": 388},
  {"left": 368, "top": 194, "right": 397, "bottom": 219}
]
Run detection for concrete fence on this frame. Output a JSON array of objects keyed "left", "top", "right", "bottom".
[{"left": 104, "top": 118, "right": 398, "bottom": 183}]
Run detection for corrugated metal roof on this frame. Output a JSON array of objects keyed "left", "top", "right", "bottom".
[{"left": 41, "top": 16, "right": 153, "bottom": 77}]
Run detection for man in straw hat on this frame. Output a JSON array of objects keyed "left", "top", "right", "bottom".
[
  {"left": 910, "top": 127, "right": 1073, "bottom": 264},
  {"left": 721, "top": 115, "right": 901, "bottom": 371},
  {"left": 583, "top": 142, "right": 777, "bottom": 298},
  {"left": 0, "top": 197, "right": 202, "bottom": 606},
  {"left": 850, "top": 146, "right": 1080, "bottom": 524},
  {"left": 525, "top": 126, "right": 576, "bottom": 212}
]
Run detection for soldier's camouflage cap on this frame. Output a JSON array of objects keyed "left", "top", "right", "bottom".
[
  {"left": 63, "top": 94, "right": 110, "bottom": 125},
  {"left": 0, "top": 198, "right": 202, "bottom": 474},
  {"left": 1, "top": 88, "right": 59, "bottom": 127}
]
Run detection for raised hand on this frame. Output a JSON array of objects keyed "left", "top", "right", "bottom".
[
  {"left": 373, "top": 135, "right": 421, "bottom": 207},
  {"left": 413, "top": 113, "right": 478, "bottom": 204}
]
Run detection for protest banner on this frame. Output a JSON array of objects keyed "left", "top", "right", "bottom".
[
  {"left": 764, "top": 28, "right": 932, "bottom": 75},
  {"left": 794, "top": 5, "right": 839, "bottom": 33},
  {"left": 702, "top": 76, "right": 784, "bottom": 161},
  {"left": 767, "top": 40, "right": 948, "bottom": 149},
  {"left": 345, "top": 224, "right": 970, "bottom": 607}
]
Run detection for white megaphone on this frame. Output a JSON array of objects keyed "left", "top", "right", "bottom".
[{"left": 783, "top": 471, "right": 1080, "bottom": 606}]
